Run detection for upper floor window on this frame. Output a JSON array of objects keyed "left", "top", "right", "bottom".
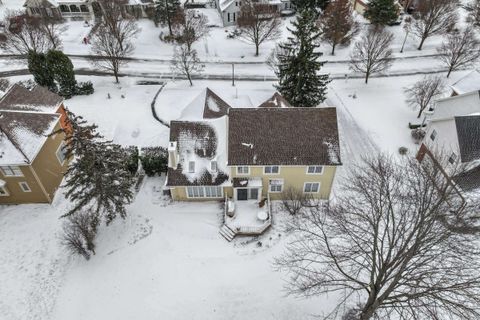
[
  {"left": 237, "top": 166, "right": 249, "bottom": 175},
  {"left": 56, "top": 142, "right": 67, "bottom": 165},
  {"left": 307, "top": 166, "right": 323, "bottom": 174},
  {"left": 304, "top": 182, "right": 320, "bottom": 193},
  {"left": 264, "top": 166, "right": 279, "bottom": 174},
  {"left": 188, "top": 161, "right": 195, "bottom": 173},
  {"left": 448, "top": 152, "right": 457, "bottom": 165},
  {"left": 430, "top": 129, "right": 437, "bottom": 141},
  {"left": 0, "top": 166, "right": 23, "bottom": 177},
  {"left": 211, "top": 161, "right": 217, "bottom": 172}
]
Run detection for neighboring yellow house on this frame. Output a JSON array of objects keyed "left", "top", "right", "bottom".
[
  {"left": 166, "top": 88, "right": 341, "bottom": 202},
  {"left": 0, "top": 85, "right": 69, "bottom": 204}
]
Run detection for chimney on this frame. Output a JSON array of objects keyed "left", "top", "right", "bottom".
[{"left": 168, "top": 141, "right": 179, "bottom": 169}]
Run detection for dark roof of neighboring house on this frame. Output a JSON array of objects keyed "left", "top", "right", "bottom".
[
  {"left": 203, "top": 88, "right": 231, "bottom": 119},
  {"left": 453, "top": 165, "right": 480, "bottom": 192},
  {"left": 228, "top": 108, "right": 341, "bottom": 166},
  {"left": 0, "top": 84, "right": 63, "bottom": 113},
  {"left": 24, "top": 0, "right": 58, "bottom": 8},
  {"left": 166, "top": 119, "right": 229, "bottom": 187},
  {"left": 455, "top": 115, "right": 480, "bottom": 163},
  {"left": 257, "top": 92, "right": 292, "bottom": 108},
  {"left": 0, "top": 110, "right": 59, "bottom": 165}
]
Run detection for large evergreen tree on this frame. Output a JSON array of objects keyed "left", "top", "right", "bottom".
[
  {"left": 275, "top": 9, "right": 330, "bottom": 108},
  {"left": 27, "top": 51, "right": 56, "bottom": 92},
  {"left": 47, "top": 50, "right": 77, "bottom": 98},
  {"left": 292, "top": 0, "right": 330, "bottom": 12},
  {"left": 364, "top": 0, "right": 399, "bottom": 25},
  {"left": 155, "top": 0, "right": 181, "bottom": 36},
  {"left": 62, "top": 111, "right": 135, "bottom": 226}
]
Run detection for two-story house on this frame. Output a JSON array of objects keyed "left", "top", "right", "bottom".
[
  {"left": 0, "top": 84, "right": 70, "bottom": 204},
  {"left": 165, "top": 88, "right": 341, "bottom": 239}
]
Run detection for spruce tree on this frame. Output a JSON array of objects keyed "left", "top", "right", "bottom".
[
  {"left": 27, "top": 51, "right": 57, "bottom": 92},
  {"left": 62, "top": 111, "right": 135, "bottom": 226},
  {"left": 155, "top": 0, "right": 181, "bottom": 36},
  {"left": 292, "top": 0, "right": 330, "bottom": 12},
  {"left": 364, "top": 0, "right": 399, "bottom": 25},
  {"left": 275, "top": 9, "right": 330, "bottom": 108},
  {"left": 47, "top": 50, "right": 77, "bottom": 99}
]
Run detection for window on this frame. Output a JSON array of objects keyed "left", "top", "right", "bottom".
[
  {"left": 264, "top": 166, "right": 280, "bottom": 174},
  {"left": 31, "top": 7, "right": 41, "bottom": 14},
  {"left": 269, "top": 179, "right": 283, "bottom": 193},
  {"left": 0, "top": 185, "right": 8, "bottom": 196},
  {"left": 211, "top": 161, "right": 217, "bottom": 172},
  {"left": 448, "top": 152, "right": 457, "bottom": 164},
  {"left": 430, "top": 129, "right": 437, "bottom": 141},
  {"left": 188, "top": 161, "right": 195, "bottom": 173},
  {"left": 307, "top": 166, "right": 323, "bottom": 174},
  {"left": 304, "top": 182, "right": 320, "bottom": 193},
  {"left": 227, "top": 12, "right": 230, "bottom": 22},
  {"left": 19, "top": 182, "right": 31, "bottom": 192},
  {"left": 237, "top": 166, "right": 249, "bottom": 175},
  {"left": 70, "top": 5, "right": 80, "bottom": 12},
  {"left": 59, "top": 4, "right": 69, "bottom": 12},
  {"left": 0, "top": 166, "right": 23, "bottom": 177},
  {"left": 80, "top": 4, "right": 89, "bottom": 12},
  {"left": 186, "top": 186, "right": 223, "bottom": 198},
  {"left": 56, "top": 142, "right": 67, "bottom": 165}
]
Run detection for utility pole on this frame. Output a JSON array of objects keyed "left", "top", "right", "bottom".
[{"left": 232, "top": 63, "right": 235, "bottom": 86}]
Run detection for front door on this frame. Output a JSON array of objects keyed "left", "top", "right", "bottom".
[{"left": 237, "top": 189, "right": 248, "bottom": 201}]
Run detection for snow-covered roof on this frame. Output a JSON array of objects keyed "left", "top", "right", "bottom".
[
  {"left": 179, "top": 88, "right": 231, "bottom": 121},
  {"left": 431, "top": 91, "right": 480, "bottom": 121},
  {"left": 0, "top": 84, "right": 63, "bottom": 114},
  {"left": 0, "top": 111, "right": 60, "bottom": 165},
  {"left": 219, "top": 0, "right": 236, "bottom": 12},
  {"left": 258, "top": 92, "right": 292, "bottom": 108},
  {"left": 166, "top": 116, "right": 229, "bottom": 187},
  {"left": 451, "top": 69, "right": 480, "bottom": 95}
]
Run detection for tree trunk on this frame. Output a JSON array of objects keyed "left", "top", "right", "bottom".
[
  {"left": 186, "top": 71, "right": 193, "bottom": 86},
  {"left": 447, "top": 66, "right": 453, "bottom": 78},
  {"left": 331, "top": 43, "right": 336, "bottom": 55},
  {"left": 365, "top": 72, "right": 369, "bottom": 84},
  {"left": 114, "top": 67, "right": 119, "bottom": 83},
  {"left": 166, "top": 0, "right": 173, "bottom": 36},
  {"left": 255, "top": 43, "right": 259, "bottom": 56},
  {"left": 417, "top": 107, "right": 424, "bottom": 118},
  {"left": 400, "top": 32, "right": 408, "bottom": 53},
  {"left": 418, "top": 36, "right": 427, "bottom": 50}
]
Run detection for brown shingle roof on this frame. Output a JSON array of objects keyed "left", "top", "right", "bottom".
[
  {"left": 166, "top": 120, "right": 229, "bottom": 187},
  {"left": 228, "top": 108, "right": 341, "bottom": 166},
  {"left": 258, "top": 92, "right": 292, "bottom": 108},
  {"left": 203, "top": 88, "right": 231, "bottom": 119},
  {"left": 0, "top": 84, "right": 63, "bottom": 113}
]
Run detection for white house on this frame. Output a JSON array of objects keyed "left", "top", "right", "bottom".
[{"left": 214, "top": 0, "right": 294, "bottom": 26}]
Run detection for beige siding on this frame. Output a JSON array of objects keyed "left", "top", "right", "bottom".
[
  {"left": 0, "top": 122, "right": 69, "bottom": 204},
  {"left": 230, "top": 165, "right": 337, "bottom": 200},
  {"left": 170, "top": 186, "right": 233, "bottom": 201}
]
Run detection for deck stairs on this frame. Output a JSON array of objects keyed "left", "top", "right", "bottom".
[{"left": 219, "top": 224, "right": 237, "bottom": 242}]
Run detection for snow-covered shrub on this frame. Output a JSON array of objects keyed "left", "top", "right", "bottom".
[
  {"left": 411, "top": 128, "right": 426, "bottom": 144},
  {"left": 76, "top": 81, "right": 94, "bottom": 96},
  {"left": 398, "top": 146, "right": 409, "bottom": 155},
  {"left": 140, "top": 147, "right": 168, "bottom": 176},
  {"left": 125, "top": 146, "right": 139, "bottom": 175}
]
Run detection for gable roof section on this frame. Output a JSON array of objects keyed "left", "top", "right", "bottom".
[
  {"left": 451, "top": 69, "right": 480, "bottom": 95},
  {"left": 0, "top": 110, "right": 59, "bottom": 165},
  {"left": 433, "top": 91, "right": 480, "bottom": 121},
  {"left": 455, "top": 115, "right": 480, "bottom": 163},
  {"left": 453, "top": 164, "right": 480, "bottom": 192},
  {"left": 228, "top": 108, "right": 341, "bottom": 166},
  {"left": 179, "top": 88, "right": 231, "bottom": 121},
  {"left": 258, "top": 92, "right": 292, "bottom": 108},
  {"left": 0, "top": 84, "right": 63, "bottom": 113},
  {"left": 166, "top": 117, "right": 229, "bottom": 187}
]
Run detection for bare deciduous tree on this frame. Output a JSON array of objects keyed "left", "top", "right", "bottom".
[
  {"left": 437, "top": 27, "right": 480, "bottom": 78},
  {"left": 38, "top": 16, "right": 66, "bottom": 50},
  {"left": 412, "top": 0, "right": 458, "bottom": 50},
  {"left": 275, "top": 155, "right": 480, "bottom": 320},
  {"left": 0, "top": 11, "right": 53, "bottom": 54},
  {"left": 237, "top": 1, "right": 282, "bottom": 56},
  {"left": 468, "top": 0, "right": 480, "bottom": 26},
  {"left": 350, "top": 27, "right": 393, "bottom": 84},
  {"left": 173, "top": 9, "right": 210, "bottom": 52},
  {"left": 318, "top": 0, "right": 358, "bottom": 55},
  {"left": 61, "top": 211, "right": 97, "bottom": 260},
  {"left": 405, "top": 75, "right": 444, "bottom": 118},
  {"left": 90, "top": 24, "right": 134, "bottom": 83},
  {"left": 170, "top": 44, "right": 204, "bottom": 86},
  {"left": 98, "top": 0, "right": 140, "bottom": 51},
  {"left": 280, "top": 187, "right": 314, "bottom": 215}
]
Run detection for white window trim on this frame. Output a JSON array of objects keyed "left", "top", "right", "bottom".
[
  {"left": 304, "top": 182, "right": 321, "bottom": 194},
  {"left": 269, "top": 179, "right": 284, "bottom": 193},
  {"left": 185, "top": 186, "right": 224, "bottom": 199},
  {"left": 236, "top": 166, "right": 250, "bottom": 175},
  {"left": 263, "top": 166, "right": 280, "bottom": 175},
  {"left": 188, "top": 161, "right": 195, "bottom": 173},
  {"left": 19, "top": 181, "right": 31, "bottom": 193},
  {"left": 0, "top": 185, "right": 9, "bottom": 196},
  {"left": 306, "top": 166, "right": 324, "bottom": 175},
  {"left": 0, "top": 166, "right": 23, "bottom": 177},
  {"left": 56, "top": 142, "right": 67, "bottom": 165},
  {"left": 211, "top": 161, "right": 217, "bottom": 172}
]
